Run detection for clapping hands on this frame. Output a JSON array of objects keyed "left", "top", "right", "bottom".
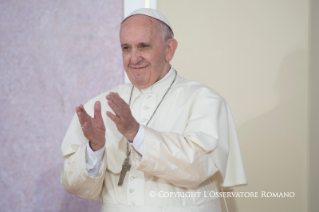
[{"left": 76, "top": 92, "right": 139, "bottom": 150}]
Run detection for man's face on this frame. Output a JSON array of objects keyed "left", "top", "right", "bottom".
[{"left": 120, "top": 15, "right": 169, "bottom": 89}]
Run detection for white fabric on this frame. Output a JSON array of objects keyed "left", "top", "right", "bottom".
[
  {"left": 86, "top": 142, "right": 105, "bottom": 177},
  {"left": 61, "top": 67, "right": 247, "bottom": 211},
  {"left": 130, "top": 124, "right": 145, "bottom": 154},
  {"left": 123, "top": 8, "right": 173, "bottom": 33},
  {"left": 85, "top": 67, "right": 174, "bottom": 174}
]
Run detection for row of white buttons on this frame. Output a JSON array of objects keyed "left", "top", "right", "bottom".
[
  {"left": 128, "top": 95, "right": 151, "bottom": 207},
  {"left": 129, "top": 184, "right": 134, "bottom": 205},
  {"left": 129, "top": 175, "right": 135, "bottom": 203}
]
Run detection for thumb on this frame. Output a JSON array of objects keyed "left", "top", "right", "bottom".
[{"left": 94, "top": 101, "right": 102, "bottom": 119}]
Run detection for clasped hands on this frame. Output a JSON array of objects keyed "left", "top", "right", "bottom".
[{"left": 76, "top": 92, "right": 139, "bottom": 151}]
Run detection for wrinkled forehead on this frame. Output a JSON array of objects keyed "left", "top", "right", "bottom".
[
  {"left": 122, "top": 14, "right": 157, "bottom": 28},
  {"left": 120, "top": 15, "right": 159, "bottom": 35},
  {"left": 120, "top": 16, "right": 166, "bottom": 47}
]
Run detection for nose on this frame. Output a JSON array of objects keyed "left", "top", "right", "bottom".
[{"left": 130, "top": 49, "right": 143, "bottom": 64}]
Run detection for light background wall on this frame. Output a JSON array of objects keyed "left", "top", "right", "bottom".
[
  {"left": 309, "top": 0, "right": 319, "bottom": 212},
  {"left": 0, "top": 0, "right": 123, "bottom": 211},
  {"left": 158, "top": 1, "right": 308, "bottom": 212}
]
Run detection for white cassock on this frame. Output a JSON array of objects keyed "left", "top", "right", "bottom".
[{"left": 60, "top": 67, "right": 247, "bottom": 212}]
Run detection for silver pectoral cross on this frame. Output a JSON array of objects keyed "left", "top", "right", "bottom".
[{"left": 118, "top": 154, "right": 131, "bottom": 186}]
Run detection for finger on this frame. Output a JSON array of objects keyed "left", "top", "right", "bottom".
[
  {"left": 106, "top": 111, "right": 121, "bottom": 124},
  {"left": 113, "top": 93, "right": 133, "bottom": 119},
  {"left": 106, "top": 92, "right": 120, "bottom": 108},
  {"left": 107, "top": 99, "right": 122, "bottom": 118},
  {"left": 79, "top": 104, "right": 89, "bottom": 117},
  {"left": 81, "top": 104, "right": 90, "bottom": 120},
  {"left": 94, "top": 101, "right": 102, "bottom": 119},
  {"left": 76, "top": 106, "right": 85, "bottom": 126},
  {"left": 81, "top": 121, "right": 91, "bottom": 138},
  {"left": 105, "top": 92, "right": 117, "bottom": 101},
  {"left": 80, "top": 104, "right": 93, "bottom": 123},
  {"left": 106, "top": 93, "right": 120, "bottom": 109},
  {"left": 107, "top": 93, "right": 131, "bottom": 119},
  {"left": 111, "top": 92, "right": 128, "bottom": 108},
  {"left": 110, "top": 94, "right": 130, "bottom": 119}
]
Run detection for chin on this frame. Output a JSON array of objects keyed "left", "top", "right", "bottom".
[
  {"left": 130, "top": 76, "right": 151, "bottom": 89},
  {"left": 132, "top": 81, "right": 150, "bottom": 89}
]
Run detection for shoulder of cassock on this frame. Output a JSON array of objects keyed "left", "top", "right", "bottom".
[
  {"left": 174, "top": 76, "right": 247, "bottom": 188},
  {"left": 61, "top": 76, "right": 247, "bottom": 188}
]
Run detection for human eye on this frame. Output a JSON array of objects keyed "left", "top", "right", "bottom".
[
  {"left": 121, "top": 45, "right": 131, "bottom": 53},
  {"left": 139, "top": 43, "right": 150, "bottom": 49}
]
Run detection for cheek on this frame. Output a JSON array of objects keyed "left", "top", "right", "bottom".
[
  {"left": 150, "top": 53, "right": 165, "bottom": 70},
  {"left": 123, "top": 54, "right": 130, "bottom": 67},
  {"left": 142, "top": 52, "right": 158, "bottom": 67}
]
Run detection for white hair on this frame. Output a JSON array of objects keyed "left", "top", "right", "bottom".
[{"left": 157, "top": 20, "right": 174, "bottom": 41}]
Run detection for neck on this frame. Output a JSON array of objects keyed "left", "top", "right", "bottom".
[{"left": 155, "top": 64, "right": 171, "bottom": 83}]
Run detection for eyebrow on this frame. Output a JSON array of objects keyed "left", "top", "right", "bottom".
[
  {"left": 138, "top": 42, "right": 150, "bottom": 46},
  {"left": 121, "top": 42, "right": 150, "bottom": 47}
]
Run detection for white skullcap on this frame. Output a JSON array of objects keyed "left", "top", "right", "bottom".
[{"left": 123, "top": 8, "right": 173, "bottom": 33}]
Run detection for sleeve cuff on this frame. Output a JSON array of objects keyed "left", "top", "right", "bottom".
[
  {"left": 127, "top": 124, "right": 145, "bottom": 155},
  {"left": 86, "top": 141, "right": 105, "bottom": 170}
]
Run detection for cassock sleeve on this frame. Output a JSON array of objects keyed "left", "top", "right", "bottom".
[
  {"left": 60, "top": 104, "right": 107, "bottom": 200},
  {"left": 130, "top": 89, "right": 247, "bottom": 189}
]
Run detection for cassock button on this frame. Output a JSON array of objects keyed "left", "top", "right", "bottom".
[
  {"left": 130, "top": 176, "right": 134, "bottom": 180},
  {"left": 129, "top": 189, "right": 134, "bottom": 193},
  {"left": 146, "top": 95, "right": 150, "bottom": 99},
  {"left": 141, "top": 118, "right": 147, "bottom": 122},
  {"left": 143, "top": 105, "right": 148, "bottom": 110},
  {"left": 131, "top": 202, "right": 135, "bottom": 206}
]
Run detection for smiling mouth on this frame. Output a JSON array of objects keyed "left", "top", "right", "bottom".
[{"left": 130, "top": 65, "right": 149, "bottom": 71}]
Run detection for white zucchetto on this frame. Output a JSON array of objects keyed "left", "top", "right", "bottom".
[{"left": 122, "top": 8, "right": 173, "bottom": 33}]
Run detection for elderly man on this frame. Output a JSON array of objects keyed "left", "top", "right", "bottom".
[{"left": 60, "top": 8, "right": 247, "bottom": 212}]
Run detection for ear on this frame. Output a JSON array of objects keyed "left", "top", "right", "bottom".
[{"left": 165, "top": 38, "right": 178, "bottom": 62}]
